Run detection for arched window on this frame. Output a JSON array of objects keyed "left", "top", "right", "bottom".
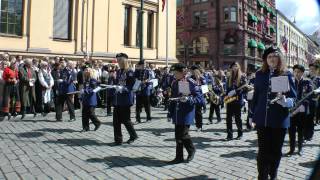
[{"left": 192, "top": 36, "right": 209, "bottom": 55}]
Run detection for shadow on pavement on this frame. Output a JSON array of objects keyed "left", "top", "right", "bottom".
[
  {"left": 175, "top": 175, "right": 215, "bottom": 180},
  {"left": 220, "top": 150, "right": 257, "bottom": 160},
  {"left": 43, "top": 138, "right": 108, "bottom": 146},
  {"left": 16, "top": 132, "right": 45, "bottom": 138},
  {"left": 299, "top": 161, "right": 317, "bottom": 168},
  {"left": 136, "top": 128, "right": 173, "bottom": 136},
  {"left": 86, "top": 156, "right": 167, "bottom": 168},
  {"left": 164, "top": 137, "right": 225, "bottom": 149},
  {"left": 35, "top": 128, "right": 78, "bottom": 134}
]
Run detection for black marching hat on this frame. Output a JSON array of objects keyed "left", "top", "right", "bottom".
[
  {"left": 293, "top": 64, "right": 305, "bottom": 72},
  {"left": 116, "top": 53, "right": 129, "bottom": 59},
  {"left": 170, "top": 63, "right": 187, "bottom": 72},
  {"left": 262, "top": 46, "right": 282, "bottom": 60}
]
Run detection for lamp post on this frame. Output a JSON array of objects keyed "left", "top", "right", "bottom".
[{"left": 140, "top": 0, "right": 144, "bottom": 63}]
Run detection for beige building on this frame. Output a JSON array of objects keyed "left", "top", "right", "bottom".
[
  {"left": 276, "top": 10, "right": 308, "bottom": 67},
  {"left": 0, "top": 0, "right": 177, "bottom": 65}
]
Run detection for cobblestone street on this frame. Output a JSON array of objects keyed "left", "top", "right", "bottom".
[{"left": 0, "top": 107, "right": 319, "bottom": 180}]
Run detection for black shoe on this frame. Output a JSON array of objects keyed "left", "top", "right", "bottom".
[
  {"left": 113, "top": 142, "right": 122, "bottom": 146},
  {"left": 69, "top": 118, "right": 76, "bottom": 122},
  {"left": 285, "top": 151, "right": 294, "bottom": 157},
  {"left": 12, "top": 112, "right": 18, "bottom": 118},
  {"left": 94, "top": 123, "right": 101, "bottom": 131},
  {"left": 167, "top": 158, "right": 184, "bottom": 164},
  {"left": 216, "top": 120, "right": 221, "bottom": 124},
  {"left": 33, "top": 113, "right": 37, "bottom": 118},
  {"left": 127, "top": 137, "right": 138, "bottom": 144},
  {"left": 186, "top": 151, "right": 196, "bottom": 163},
  {"left": 147, "top": 118, "right": 152, "bottom": 122},
  {"left": 21, "top": 114, "right": 25, "bottom": 120},
  {"left": 81, "top": 128, "right": 89, "bottom": 132},
  {"left": 107, "top": 113, "right": 112, "bottom": 116},
  {"left": 56, "top": 119, "right": 62, "bottom": 122},
  {"left": 42, "top": 112, "right": 48, "bottom": 117},
  {"left": 225, "top": 137, "right": 233, "bottom": 141},
  {"left": 7, "top": 114, "right": 11, "bottom": 120},
  {"left": 235, "top": 135, "right": 243, "bottom": 140}
]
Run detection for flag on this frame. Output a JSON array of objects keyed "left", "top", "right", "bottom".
[
  {"left": 162, "top": 0, "right": 166, "bottom": 12},
  {"left": 281, "top": 36, "right": 288, "bottom": 53}
]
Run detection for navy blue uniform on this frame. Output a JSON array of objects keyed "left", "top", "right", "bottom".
[
  {"left": 134, "top": 69, "right": 153, "bottom": 122},
  {"left": 168, "top": 77, "right": 203, "bottom": 162},
  {"left": 208, "top": 78, "right": 224, "bottom": 123},
  {"left": 81, "top": 78, "right": 101, "bottom": 131},
  {"left": 225, "top": 75, "right": 247, "bottom": 139},
  {"left": 106, "top": 72, "right": 116, "bottom": 115},
  {"left": 56, "top": 67, "right": 77, "bottom": 121},
  {"left": 190, "top": 75, "right": 207, "bottom": 130},
  {"left": 288, "top": 78, "right": 312, "bottom": 154},
  {"left": 162, "top": 73, "right": 175, "bottom": 110},
  {"left": 252, "top": 69, "right": 296, "bottom": 179},
  {"left": 112, "top": 68, "right": 137, "bottom": 144}
]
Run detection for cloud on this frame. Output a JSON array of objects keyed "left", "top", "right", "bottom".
[{"left": 276, "top": 0, "right": 320, "bottom": 35}]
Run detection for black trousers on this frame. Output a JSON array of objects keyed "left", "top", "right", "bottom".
[
  {"left": 113, "top": 106, "right": 138, "bottom": 143},
  {"left": 305, "top": 103, "right": 315, "bottom": 140},
  {"left": 209, "top": 102, "right": 221, "bottom": 122},
  {"left": 257, "top": 127, "right": 286, "bottom": 180},
  {"left": 82, "top": 106, "right": 101, "bottom": 130},
  {"left": 56, "top": 94, "right": 75, "bottom": 121},
  {"left": 106, "top": 96, "right": 113, "bottom": 114},
  {"left": 136, "top": 95, "right": 151, "bottom": 122},
  {"left": 195, "top": 105, "right": 203, "bottom": 129},
  {"left": 246, "top": 100, "right": 253, "bottom": 130},
  {"left": 226, "top": 102, "right": 242, "bottom": 138},
  {"left": 289, "top": 113, "right": 304, "bottom": 152},
  {"left": 174, "top": 125, "right": 195, "bottom": 160}
]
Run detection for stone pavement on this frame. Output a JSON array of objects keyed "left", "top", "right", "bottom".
[{"left": 0, "top": 107, "right": 319, "bottom": 180}]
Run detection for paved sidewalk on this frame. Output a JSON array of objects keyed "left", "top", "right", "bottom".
[{"left": 0, "top": 107, "right": 319, "bottom": 180}]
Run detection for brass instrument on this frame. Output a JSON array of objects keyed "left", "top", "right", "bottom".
[
  {"left": 207, "top": 85, "right": 221, "bottom": 105},
  {"left": 223, "top": 84, "right": 253, "bottom": 104}
]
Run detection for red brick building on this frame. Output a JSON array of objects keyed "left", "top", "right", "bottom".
[{"left": 176, "top": 0, "right": 277, "bottom": 70}]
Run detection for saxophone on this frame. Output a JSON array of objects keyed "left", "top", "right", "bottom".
[{"left": 208, "top": 84, "right": 221, "bottom": 105}]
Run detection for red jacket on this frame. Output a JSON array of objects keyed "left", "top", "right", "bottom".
[{"left": 2, "top": 67, "right": 18, "bottom": 83}]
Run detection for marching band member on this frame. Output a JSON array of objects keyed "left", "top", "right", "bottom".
[
  {"left": 167, "top": 63, "right": 203, "bottom": 164},
  {"left": 55, "top": 60, "right": 77, "bottom": 122},
  {"left": 106, "top": 66, "right": 116, "bottom": 116},
  {"left": 134, "top": 60, "right": 153, "bottom": 123},
  {"left": 208, "top": 74, "right": 224, "bottom": 124},
  {"left": 190, "top": 65, "right": 207, "bottom": 131},
  {"left": 225, "top": 62, "right": 247, "bottom": 141},
  {"left": 19, "top": 59, "right": 37, "bottom": 119},
  {"left": 80, "top": 67, "right": 101, "bottom": 132},
  {"left": 161, "top": 67, "right": 175, "bottom": 111},
  {"left": 2, "top": 59, "right": 21, "bottom": 120},
  {"left": 112, "top": 53, "right": 138, "bottom": 145},
  {"left": 287, "top": 65, "right": 312, "bottom": 156},
  {"left": 38, "top": 61, "right": 54, "bottom": 116},
  {"left": 252, "top": 47, "right": 296, "bottom": 180},
  {"left": 246, "top": 70, "right": 256, "bottom": 131},
  {"left": 307, "top": 63, "right": 320, "bottom": 138}
]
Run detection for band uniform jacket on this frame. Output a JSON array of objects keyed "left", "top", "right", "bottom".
[
  {"left": 134, "top": 69, "right": 153, "bottom": 96},
  {"left": 112, "top": 69, "right": 135, "bottom": 107},
  {"left": 252, "top": 70, "right": 297, "bottom": 128},
  {"left": 226, "top": 75, "right": 247, "bottom": 105},
  {"left": 168, "top": 78, "right": 204, "bottom": 125},
  {"left": 81, "top": 78, "right": 98, "bottom": 107},
  {"left": 294, "top": 78, "right": 313, "bottom": 115}
]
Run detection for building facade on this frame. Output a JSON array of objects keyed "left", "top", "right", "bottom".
[
  {"left": 306, "top": 37, "right": 320, "bottom": 65},
  {"left": 176, "top": 0, "right": 277, "bottom": 70},
  {"left": 0, "top": 0, "right": 177, "bottom": 65},
  {"left": 276, "top": 10, "right": 308, "bottom": 67}
]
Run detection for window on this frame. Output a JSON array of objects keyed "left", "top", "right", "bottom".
[
  {"left": 193, "top": 0, "right": 208, "bottom": 3},
  {"left": 136, "top": 9, "right": 141, "bottom": 47},
  {"left": 0, "top": 0, "right": 23, "bottom": 36},
  {"left": 200, "top": 11, "right": 208, "bottom": 26},
  {"left": 147, "top": 12, "right": 154, "bottom": 48},
  {"left": 124, "top": 6, "right": 131, "bottom": 46},
  {"left": 192, "top": 36, "right": 209, "bottom": 55},
  {"left": 224, "top": 7, "right": 237, "bottom": 22},
  {"left": 230, "top": 7, "right": 236, "bottom": 22},
  {"left": 193, "top": 11, "right": 200, "bottom": 26},
  {"left": 53, "top": 0, "right": 72, "bottom": 40}
]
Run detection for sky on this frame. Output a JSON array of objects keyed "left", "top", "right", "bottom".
[{"left": 276, "top": 0, "right": 320, "bottom": 35}]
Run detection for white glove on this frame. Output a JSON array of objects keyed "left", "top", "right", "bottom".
[
  {"left": 180, "top": 96, "right": 189, "bottom": 103},
  {"left": 298, "top": 105, "right": 305, "bottom": 113},
  {"left": 115, "top": 86, "right": 123, "bottom": 92},
  {"left": 93, "top": 87, "right": 101, "bottom": 93},
  {"left": 228, "top": 90, "right": 236, "bottom": 97},
  {"left": 276, "top": 95, "right": 288, "bottom": 107},
  {"left": 58, "top": 79, "right": 63, "bottom": 82}
]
